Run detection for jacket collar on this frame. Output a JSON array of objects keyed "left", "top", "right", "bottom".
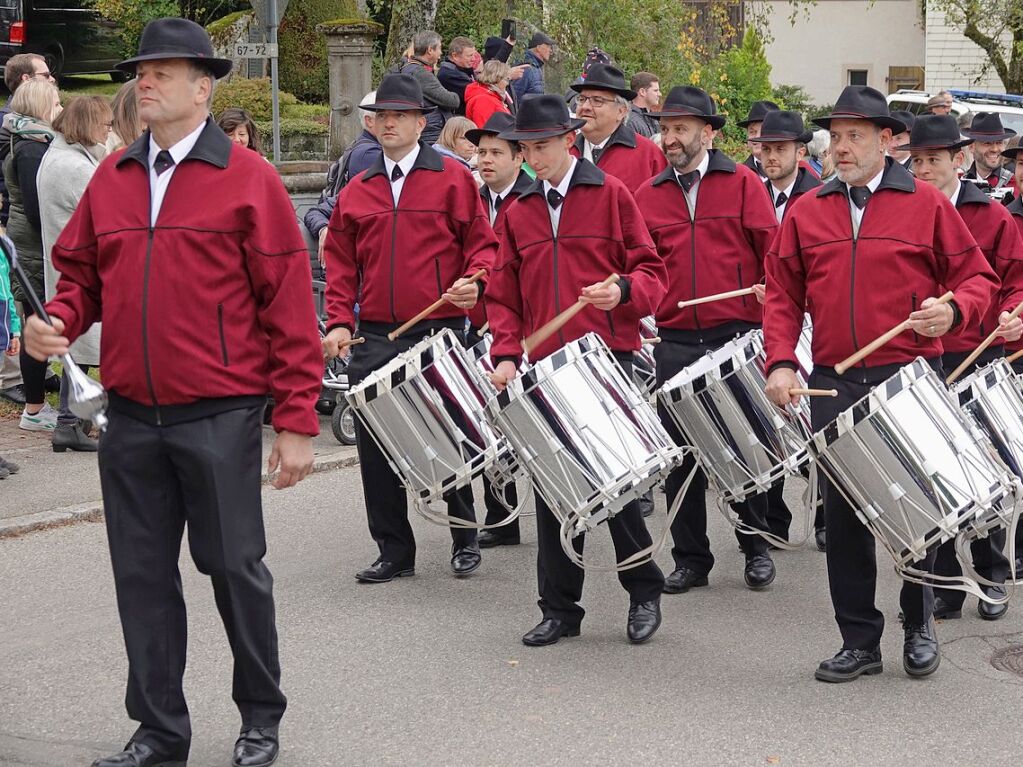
[
  {"left": 480, "top": 169, "right": 533, "bottom": 206},
  {"left": 955, "top": 178, "right": 991, "bottom": 208},
  {"left": 117, "top": 115, "right": 232, "bottom": 170},
  {"left": 817, "top": 156, "right": 915, "bottom": 198},
  {"left": 518, "top": 157, "right": 604, "bottom": 199},
  {"left": 651, "top": 148, "right": 735, "bottom": 187},
  {"left": 524, "top": 50, "right": 544, "bottom": 68},
  {"left": 1008, "top": 195, "right": 1023, "bottom": 218},
  {"left": 572, "top": 119, "right": 637, "bottom": 155},
  {"left": 965, "top": 162, "right": 1012, "bottom": 183},
  {"left": 361, "top": 140, "right": 445, "bottom": 181},
  {"left": 791, "top": 166, "right": 822, "bottom": 196}
]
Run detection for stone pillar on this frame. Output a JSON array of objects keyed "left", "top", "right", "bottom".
[{"left": 317, "top": 19, "right": 384, "bottom": 160}]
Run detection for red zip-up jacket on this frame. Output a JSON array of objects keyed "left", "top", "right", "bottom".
[
  {"left": 44, "top": 119, "right": 323, "bottom": 435},
  {"left": 1005, "top": 195, "right": 1023, "bottom": 355},
  {"left": 765, "top": 159, "right": 1000, "bottom": 372},
  {"left": 570, "top": 122, "right": 667, "bottom": 195},
  {"left": 323, "top": 142, "right": 497, "bottom": 332},
  {"left": 487, "top": 159, "right": 666, "bottom": 364},
  {"left": 763, "top": 166, "right": 822, "bottom": 222},
  {"left": 634, "top": 150, "right": 778, "bottom": 330},
  {"left": 942, "top": 180, "right": 1023, "bottom": 352}
]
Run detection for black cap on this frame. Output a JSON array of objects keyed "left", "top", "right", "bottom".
[
  {"left": 903, "top": 114, "right": 973, "bottom": 152},
  {"left": 963, "top": 112, "right": 1017, "bottom": 142},
  {"left": 528, "top": 31, "right": 555, "bottom": 48},
  {"left": 117, "top": 17, "right": 232, "bottom": 78},
  {"left": 737, "top": 100, "right": 779, "bottom": 128},
  {"left": 361, "top": 73, "right": 436, "bottom": 113},
  {"left": 466, "top": 112, "right": 517, "bottom": 145},
  {"left": 570, "top": 63, "right": 636, "bottom": 100},
  {"left": 755, "top": 110, "right": 813, "bottom": 143},
  {"left": 648, "top": 86, "right": 725, "bottom": 130},
  {"left": 482, "top": 36, "right": 512, "bottom": 63},
  {"left": 498, "top": 94, "right": 585, "bottom": 141},
  {"left": 811, "top": 86, "right": 906, "bottom": 133}
]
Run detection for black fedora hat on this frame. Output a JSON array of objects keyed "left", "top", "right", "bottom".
[
  {"left": 963, "top": 112, "right": 1017, "bottom": 142},
  {"left": 737, "top": 100, "right": 779, "bottom": 128},
  {"left": 755, "top": 110, "right": 813, "bottom": 144},
  {"left": 362, "top": 73, "right": 436, "bottom": 113},
  {"left": 498, "top": 94, "right": 585, "bottom": 141},
  {"left": 1002, "top": 143, "right": 1022, "bottom": 160},
  {"left": 648, "top": 86, "right": 726, "bottom": 129},
  {"left": 117, "top": 17, "right": 232, "bottom": 79},
  {"left": 902, "top": 114, "right": 973, "bottom": 152},
  {"left": 570, "top": 63, "right": 636, "bottom": 101},
  {"left": 812, "top": 85, "right": 906, "bottom": 133},
  {"left": 466, "top": 112, "right": 517, "bottom": 145},
  {"left": 889, "top": 110, "right": 916, "bottom": 134}
]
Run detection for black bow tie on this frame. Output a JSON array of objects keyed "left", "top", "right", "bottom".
[
  {"left": 390, "top": 165, "right": 404, "bottom": 183},
  {"left": 153, "top": 150, "right": 175, "bottom": 176},
  {"left": 677, "top": 170, "right": 700, "bottom": 193},
  {"left": 546, "top": 188, "right": 564, "bottom": 209},
  {"left": 849, "top": 186, "right": 871, "bottom": 209},
  {"left": 774, "top": 191, "right": 788, "bottom": 207}
]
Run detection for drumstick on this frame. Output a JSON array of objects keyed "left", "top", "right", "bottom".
[
  {"left": 677, "top": 286, "right": 756, "bottom": 309},
  {"left": 834, "top": 291, "right": 955, "bottom": 375},
  {"left": 946, "top": 300, "right": 1023, "bottom": 384},
  {"left": 479, "top": 321, "right": 490, "bottom": 334},
  {"left": 789, "top": 388, "right": 838, "bottom": 397},
  {"left": 641, "top": 336, "right": 661, "bottom": 345},
  {"left": 387, "top": 269, "right": 487, "bottom": 341},
  {"left": 521, "top": 274, "right": 620, "bottom": 356},
  {"left": 1008, "top": 348, "right": 1023, "bottom": 365},
  {"left": 340, "top": 337, "right": 365, "bottom": 348}
]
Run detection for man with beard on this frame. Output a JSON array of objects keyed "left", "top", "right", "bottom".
[
  {"left": 633, "top": 86, "right": 780, "bottom": 596},
  {"left": 887, "top": 110, "right": 915, "bottom": 171},
  {"left": 763, "top": 86, "right": 998, "bottom": 683},
  {"left": 569, "top": 64, "right": 667, "bottom": 194},
  {"left": 963, "top": 112, "right": 1016, "bottom": 191}
]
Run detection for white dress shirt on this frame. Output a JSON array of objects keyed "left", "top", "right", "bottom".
[
  {"left": 148, "top": 119, "right": 206, "bottom": 226},
  {"left": 677, "top": 151, "right": 710, "bottom": 219},
  {"left": 769, "top": 175, "right": 797, "bottom": 222},
  {"left": 949, "top": 180, "right": 963, "bottom": 208},
  {"left": 487, "top": 179, "right": 516, "bottom": 226},
  {"left": 542, "top": 157, "right": 577, "bottom": 237},
  {"left": 383, "top": 143, "right": 421, "bottom": 206},
  {"left": 847, "top": 166, "right": 884, "bottom": 238}
]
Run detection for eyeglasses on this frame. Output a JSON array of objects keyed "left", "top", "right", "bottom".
[
  {"left": 33, "top": 71, "right": 52, "bottom": 79},
  {"left": 575, "top": 95, "right": 614, "bottom": 108}
]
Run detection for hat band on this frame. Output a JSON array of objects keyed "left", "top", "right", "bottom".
[
  {"left": 908, "top": 142, "right": 963, "bottom": 149},
  {"left": 376, "top": 99, "right": 426, "bottom": 108},
  {"left": 511, "top": 123, "right": 577, "bottom": 133},
  {"left": 757, "top": 132, "right": 803, "bottom": 140},
  {"left": 828, "top": 110, "right": 886, "bottom": 120},
  {"left": 968, "top": 130, "right": 1009, "bottom": 136},
  {"left": 658, "top": 106, "right": 707, "bottom": 116}
]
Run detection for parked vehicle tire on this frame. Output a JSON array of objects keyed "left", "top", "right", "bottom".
[
  {"left": 331, "top": 401, "right": 356, "bottom": 445},
  {"left": 44, "top": 47, "right": 63, "bottom": 80},
  {"left": 110, "top": 70, "right": 129, "bottom": 82}
]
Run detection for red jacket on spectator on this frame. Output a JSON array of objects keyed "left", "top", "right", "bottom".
[
  {"left": 764, "top": 159, "right": 1000, "bottom": 371},
  {"left": 570, "top": 122, "right": 667, "bottom": 195},
  {"left": 465, "top": 82, "right": 510, "bottom": 129},
  {"left": 634, "top": 149, "right": 778, "bottom": 331},
  {"left": 487, "top": 159, "right": 666, "bottom": 364}
]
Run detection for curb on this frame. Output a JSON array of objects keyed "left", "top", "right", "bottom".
[{"left": 0, "top": 449, "right": 360, "bottom": 539}]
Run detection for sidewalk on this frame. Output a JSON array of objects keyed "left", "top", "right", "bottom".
[{"left": 0, "top": 412, "right": 358, "bottom": 536}]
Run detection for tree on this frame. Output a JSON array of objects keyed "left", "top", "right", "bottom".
[
  {"left": 924, "top": 0, "right": 1022, "bottom": 93},
  {"left": 383, "top": 0, "right": 441, "bottom": 66}
]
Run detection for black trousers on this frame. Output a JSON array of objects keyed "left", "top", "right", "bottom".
[
  {"left": 348, "top": 324, "right": 478, "bottom": 566},
  {"left": 481, "top": 475, "right": 520, "bottom": 536},
  {"left": 533, "top": 355, "right": 663, "bottom": 626},
  {"left": 98, "top": 405, "right": 284, "bottom": 758},
  {"left": 809, "top": 366, "right": 935, "bottom": 650},
  {"left": 19, "top": 302, "right": 48, "bottom": 405},
  {"left": 654, "top": 338, "right": 770, "bottom": 574}
]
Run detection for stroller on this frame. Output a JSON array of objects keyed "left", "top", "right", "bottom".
[{"left": 319, "top": 319, "right": 356, "bottom": 445}]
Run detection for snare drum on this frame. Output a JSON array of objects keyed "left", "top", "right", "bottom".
[
  {"left": 485, "top": 333, "right": 684, "bottom": 536},
  {"left": 633, "top": 316, "right": 658, "bottom": 397},
  {"left": 810, "top": 359, "right": 1018, "bottom": 567},
  {"left": 657, "top": 329, "right": 812, "bottom": 504}
]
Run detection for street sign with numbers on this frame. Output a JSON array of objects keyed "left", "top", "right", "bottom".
[{"left": 234, "top": 42, "right": 279, "bottom": 58}]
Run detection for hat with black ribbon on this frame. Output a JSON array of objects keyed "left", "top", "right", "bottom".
[
  {"left": 570, "top": 63, "right": 636, "bottom": 100},
  {"left": 117, "top": 17, "right": 232, "bottom": 79},
  {"left": 963, "top": 112, "right": 1017, "bottom": 142},
  {"left": 811, "top": 86, "right": 906, "bottom": 133},
  {"left": 498, "top": 94, "right": 586, "bottom": 141},
  {"left": 361, "top": 73, "right": 436, "bottom": 113},
  {"left": 737, "top": 100, "right": 779, "bottom": 128},
  {"left": 754, "top": 110, "right": 813, "bottom": 144},
  {"left": 647, "top": 86, "right": 726, "bottom": 129},
  {"left": 466, "top": 112, "right": 517, "bottom": 146},
  {"left": 902, "top": 114, "right": 974, "bottom": 152}
]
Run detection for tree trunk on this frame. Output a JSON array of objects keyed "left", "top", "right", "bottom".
[{"left": 383, "top": 0, "right": 440, "bottom": 67}]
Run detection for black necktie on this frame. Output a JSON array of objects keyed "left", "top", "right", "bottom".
[
  {"left": 591, "top": 145, "right": 603, "bottom": 164},
  {"left": 774, "top": 191, "right": 788, "bottom": 208},
  {"left": 546, "top": 188, "right": 564, "bottom": 209},
  {"left": 849, "top": 186, "right": 871, "bottom": 209},
  {"left": 153, "top": 150, "right": 174, "bottom": 176},
  {"left": 494, "top": 194, "right": 504, "bottom": 211},
  {"left": 678, "top": 170, "right": 700, "bottom": 193},
  {"left": 390, "top": 164, "right": 404, "bottom": 183}
]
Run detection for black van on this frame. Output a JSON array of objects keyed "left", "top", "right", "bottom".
[{"left": 0, "top": 0, "right": 126, "bottom": 81}]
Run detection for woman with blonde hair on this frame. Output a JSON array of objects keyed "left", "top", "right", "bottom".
[
  {"left": 433, "top": 115, "right": 479, "bottom": 181},
  {"left": 107, "top": 78, "right": 144, "bottom": 152},
  {"left": 1, "top": 77, "right": 60, "bottom": 431},
  {"left": 37, "top": 95, "right": 112, "bottom": 450},
  {"left": 465, "top": 59, "right": 512, "bottom": 128}
]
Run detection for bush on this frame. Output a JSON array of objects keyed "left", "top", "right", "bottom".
[
  {"left": 279, "top": 0, "right": 357, "bottom": 102},
  {"left": 92, "top": 0, "right": 180, "bottom": 57},
  {"left": 254, "top": 118, "right": 329, "bottom": 137},
  {"left": 212, "top": 77, "right": 299, "bottom": 121},
  {"left": 701, "top": 30, "right": 774, "bottom": 146}
]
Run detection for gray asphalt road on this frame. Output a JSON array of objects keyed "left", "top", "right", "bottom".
[{"left": 3, "top": 467, "right": 1023, "bottom": 767}]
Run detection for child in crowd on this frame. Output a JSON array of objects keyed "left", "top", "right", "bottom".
[{"left": 0, "top": 245, "right": 21, "bottom": 479}]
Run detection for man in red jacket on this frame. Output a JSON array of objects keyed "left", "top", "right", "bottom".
[
  {"left": 487, "top": 94, "right": 668, "bottom": 647},
  {"left": 633, "top": 85, "right": 780, "bottom": 596},
  {"left": 1005, "top": 142, "right": 1023, "bottom": 375},
  {"left": 569, "top": 63, "right": 667, "bottom": 194},
  {"left": 322, "top": 73, "right": 498, "bottom": 584},
  {"left": 24, "top": 19, "right": 322, "bottom": 767},
  {"left": 963, "top": 112, "right": 1017, "bottom": 191},
  {"left": 906, "top": 114, "right": 1023, "bottom": 622},
  {"left": 764, "top": 86, "right": 999, "bottom": 684}
]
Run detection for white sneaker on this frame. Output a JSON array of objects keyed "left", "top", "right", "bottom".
[{"left": 20, "top": 403, "right": 57, "bottom": 431}]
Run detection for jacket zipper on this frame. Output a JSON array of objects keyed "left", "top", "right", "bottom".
[
  {"left": 389, "top": 200, "right": 398, "bottom": 322},
  {"left": 217, "top": 303, "right": 229, "bottom": 366},
  {"left": 434, "top": 258, "right": 443, "bottom": 300},
  {"left": 553, "top": 236, "right": 564, "bottom": 347},
  {"left": 848, "top": 205, "right": 865, "bottom": 362},
  {"left": 689, "top": 203, "right": 700, "bottom": 329},
  {"left": 142, "top": 192, "right": 161, "bottom": 425},
  {"left": 737, "top": 263, "right": 746, "bottom": 307},
  {"left": 911, "top": 292, "right": 919, "bottom": 343}
]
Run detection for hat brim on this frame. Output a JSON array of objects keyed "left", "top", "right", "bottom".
[
  {"left": 736, "top": 117, "right": 764, "bottom": 128},
  {"left": 903, "top": 138, "right": 974, "bottom": 152},
  {"left": 649, "top": 109, "right": 726, "bottom": 130},
  {"left": 756, "top": 131, "right": 814, "bottom": 144},
  {"left": 570, "top": 82, "right": 638, "bottom": 101},
  {"left": 497, "top": 118, "right": 587, "bottom": 141},
  {"left": 963, "top": 128, "right": 1017, "bottom": 142},
  {"left": 362, "top": 101, "right": 437, "bottom": 113},
  {"left": 466, "top": 128, "right": 507, "bottom": 145},
  {"left": 1003, "top": 146, "right": 1023, "bottom": 159},
  {"left": 116, "top": 51, "right": 232, "bottom": 79},
  {"left": 812, "top": 113, "right": 906, "bottom": 133}
]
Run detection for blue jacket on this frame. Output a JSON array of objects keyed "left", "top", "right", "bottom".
[
  {"left": 304, "top": 129, "right": 382, "bottom": 238},
  {"left": 512, "top": 50, "right": 545, "bottom": 101}
]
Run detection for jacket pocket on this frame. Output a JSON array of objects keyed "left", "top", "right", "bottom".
[
  {"left": 217, "top": 303, "right": 229, "bottom": 366},
  {"left": 606, "top": 311, "right": 617, "bottom": 338},
  {"left": 434, "top": 258, "right": 443, "bottom": 298}
]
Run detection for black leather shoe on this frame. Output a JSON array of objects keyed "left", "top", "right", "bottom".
[
  {"left": 52, "top": 423, "right": 98, "bottom": 452},
  {"left": 903, "top": 618, "right": 940, "bottom": 677},
  {"left": 627, "top": 599, "right": 661, "bottom": 644},
  {"left": 814, "top": 527, "right": 826, "bottom": 552},
  {"left": 522, "top": 618, "right": 580, "bottom": 647},
  {"left": 355, "top": 560, "right": 414, "bottom": 583},
  {"left": 978, "top": 585, "right": 1008, "bottom": 621},
  {"left": 233, "top": 726, "right": 279, "bottom": 767},
  {"left": 478, "top": 530, "right": 520, "bottom": 548},
  {"left": 814, "top": 647, "right": 883, "bottom": 683},
  {"left": 662, "top": 566, "right": 709, "bottom": 594},
  {"left": 0, "top": 384, "right": 25, "bottom": 404},
  {"left": 451, "top": 544, "right": 482, "bottom": 576},
  {"left": 932, "top": 596, "right": 962, "bottom": 620},
  {"left": 91, "top": 741, "right": 187, "bottom": 767},
  {"left": 744, "top": 553, "right": 776, "bottom": 589}
]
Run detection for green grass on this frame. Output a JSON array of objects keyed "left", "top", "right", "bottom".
[{"left": 57, "top": 74, "right": 123, "bottom": 99}]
